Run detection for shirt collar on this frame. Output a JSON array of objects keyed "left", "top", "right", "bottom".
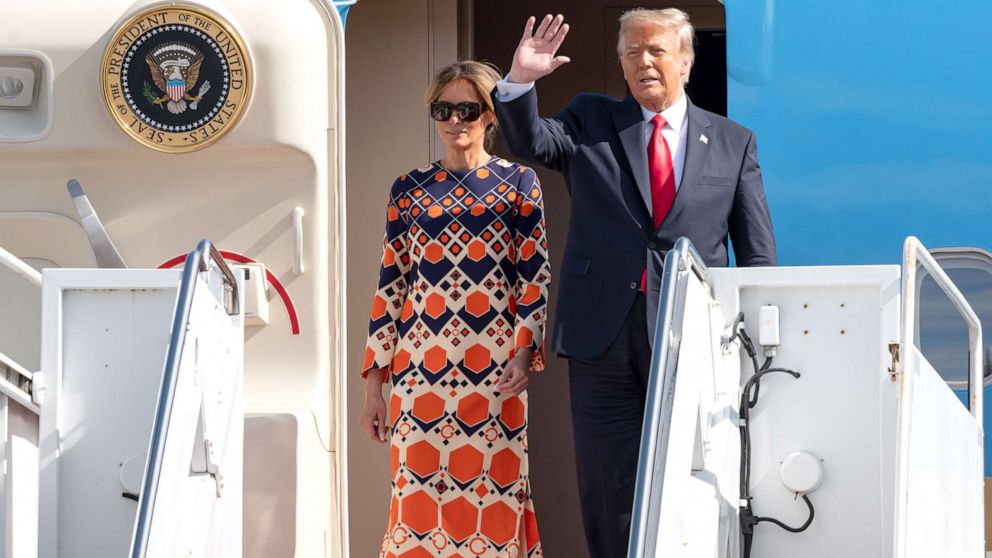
[{"left": 639, "top": 93, "right": 688, "bottom": 132}]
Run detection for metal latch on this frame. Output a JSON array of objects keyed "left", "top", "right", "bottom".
[
  {"left": 0, "top": 355, "right": 39, "bottom": 410},
  {"left": 1, "top": 365, "right": 32, "bottom": 398},
  {"left": 887, "top": 342, "right": 900, "bottom": 382}
]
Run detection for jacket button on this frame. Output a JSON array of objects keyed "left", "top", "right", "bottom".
[
  {"left": 648, "top": 241, "right": 657, "bottom": 250},
  {"left": 630, "top": 282, "right": 638, "bottom": 289}
]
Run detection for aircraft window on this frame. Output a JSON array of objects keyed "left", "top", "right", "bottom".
[{"left": 918, "top": 254, "right": 992, "bottom": 387}]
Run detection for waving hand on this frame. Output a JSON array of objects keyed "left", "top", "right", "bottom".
[{"left": 508, "top": 14, "right": 571, "bottom": 83}]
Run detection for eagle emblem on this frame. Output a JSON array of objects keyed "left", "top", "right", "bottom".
[
  {"left": 143, "top": 42, "right": 212, "bottom": 114},
  {"left": 102, "top": 5, "right": 253, "bottom": 153}
]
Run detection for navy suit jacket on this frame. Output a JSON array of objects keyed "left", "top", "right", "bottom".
[{"left": 493, "top": 87, "right": 776, "bottom": 358}]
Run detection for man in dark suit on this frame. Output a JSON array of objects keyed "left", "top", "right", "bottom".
[{"left": 492, "top": 9, "right": 776, "bottom": 558}]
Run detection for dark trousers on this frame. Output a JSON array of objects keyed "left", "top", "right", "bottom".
[{"left": 568, "top": 293, "right": 652, "bottom": 558}]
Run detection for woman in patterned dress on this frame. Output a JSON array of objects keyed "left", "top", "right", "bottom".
[{"left": 360, "top": 60, "right": 550, "bottom": 558}]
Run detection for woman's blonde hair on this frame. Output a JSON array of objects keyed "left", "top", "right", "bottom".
[{"left": 424, "top": 60, "right": 502, "bottom": 150}]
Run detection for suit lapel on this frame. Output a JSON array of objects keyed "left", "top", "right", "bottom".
[
  {"left": 613, "top": 97, "right": 653, "bottom": 219},
  {"left": 659, "top": 101, "right": 711, "bottom": 230}
]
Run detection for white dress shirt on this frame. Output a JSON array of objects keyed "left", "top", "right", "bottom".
[
  {"left": 642, "top": 93, "right": 688, "bottom": 192},
  {"left": 495, "top": 78, "right": 689, "bottom": 192},
  {"left": 494, "top": 78, "right": 535, "bottom": 102}
]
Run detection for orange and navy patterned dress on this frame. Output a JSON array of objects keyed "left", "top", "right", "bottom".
[{"left": 364, "top": 156, "right": 550, "bottom": 557}]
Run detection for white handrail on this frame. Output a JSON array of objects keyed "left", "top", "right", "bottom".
[
  {"left": 894, "top": 236, "right": 983, "bottom": 558},
  {"left": 130, "top": 239, "right": 239, "bottom": 557},
  {"left": 900, "top": 236, "right": 983, "bottom": 421},
  {"left": 0, "top": 245, "right": 42, "bottom": 413},
  {"left": 628, "top": 237, "right": 712, "bottom": 558},
  {"left": 0, "top": 245, "right": 42, "bottom": 287}
]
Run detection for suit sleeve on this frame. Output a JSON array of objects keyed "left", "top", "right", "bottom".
[
  {"left": 511, "top": 167, "right": 551, "bottom": 372},
  {"left": 362, "top": 176, "right": 412, "bottom": 378},
  {"left": 492, "top": 86, "right": 582, "bottom": 173},
  {"left": 729, "top": 132, "right": 778, "bottom": 266}
]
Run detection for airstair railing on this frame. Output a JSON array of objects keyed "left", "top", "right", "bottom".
[
  {"left": 130, "top": 239, "right": 239, "bottom": 558},
  {"left": 894, "top": 238, "right": 984, "bottom": 558},
  {"left": 0, "top": 244, "right": 41, "bottom": 288},
  {"left": 629, "top": 237, "right": 713, "bottom": 558},
  {"left": 0, "top": 244, "right": 42, "bottom": 412},
  {"left": 900, "top": 236, "right": 983, "bottom": 421}
]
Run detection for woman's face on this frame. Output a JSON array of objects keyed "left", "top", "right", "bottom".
[{"left": 434, "top": 79, "right": 494, "bottom": 153}]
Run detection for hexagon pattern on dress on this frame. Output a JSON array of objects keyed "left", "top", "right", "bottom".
[{"left": 365, "top": 158, "right": 549, "bottom": 557}]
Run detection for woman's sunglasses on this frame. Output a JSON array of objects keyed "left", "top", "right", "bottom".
[{"left": 430, "top": 101, "right": 485, "bottom": 122}]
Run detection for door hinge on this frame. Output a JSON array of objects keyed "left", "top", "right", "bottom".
[{"left": 887, "top": 342, "right": 900, "bottom": 382}]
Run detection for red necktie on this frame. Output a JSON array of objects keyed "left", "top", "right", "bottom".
[
  {"left": 641, "top": 114, "right": 676, "bottom": 291},
  {"left": 648, "top": 114, "right": 676, "bottom": 227}
]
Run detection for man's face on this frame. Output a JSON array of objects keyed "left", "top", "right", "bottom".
[{"left": 619, "top": 24, "right": 690, "bottom": 112}]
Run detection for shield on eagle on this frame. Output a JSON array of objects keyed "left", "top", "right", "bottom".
[
  {"left": 145, "top": 43, "right": 205, "bottom": 114},
  {"left": 166, "top": 79, "right": 185, "bottom": 103}
]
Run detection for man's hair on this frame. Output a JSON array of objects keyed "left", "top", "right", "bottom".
[
  {"left": 424, "top": 60, "right": 503, "bottom": 149},
  {"left": 617, "top": 8, "right": 695, "bottom": 84}
]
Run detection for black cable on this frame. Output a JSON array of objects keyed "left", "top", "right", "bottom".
[
  {"left": 735, "top": 316, "right": 813, "bottom": 558},
  {"left": 727, "top": 312, "right": 746, "bottom": 345},
  {"left": 741, "top": 367, "right": 799, "bottom": 492},
  {"left": 755, "top": 494, "right": 815, "bottom": 533},
  {"left": 730, "top": 313, "right": 764, "bottom": 407},
  {"left": 748, "top": 357, "right": 774, "bottom": 409}
]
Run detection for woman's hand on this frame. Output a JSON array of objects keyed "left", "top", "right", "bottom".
[
  {"left": 361, "top": 368, "right": 389, "bottom": 443},
  {"left": 508, "top": 14, "right": 571, "bottom": 84},
  {"left": 496, "top": 348, "right": 533, "bottom": 396}
]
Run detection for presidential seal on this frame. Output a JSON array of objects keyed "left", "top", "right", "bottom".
[{"left": 101, "top": 4, "right": 253, "bottom": 153}]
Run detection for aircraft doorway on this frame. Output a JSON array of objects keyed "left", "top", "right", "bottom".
[{"left": 470, "top": 2, "right": 726, "bottom": 557}]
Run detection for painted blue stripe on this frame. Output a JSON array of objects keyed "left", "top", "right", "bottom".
[{"left": 336, "top": 4, "right": 351, "bottom": 28}]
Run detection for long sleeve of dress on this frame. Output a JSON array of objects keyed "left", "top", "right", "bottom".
[
  {"left": 511, "top": 167, "right": 551, "bottom": 372},
  {"left": 362, "top": 176, "right": 412, "bottom": 378}
]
